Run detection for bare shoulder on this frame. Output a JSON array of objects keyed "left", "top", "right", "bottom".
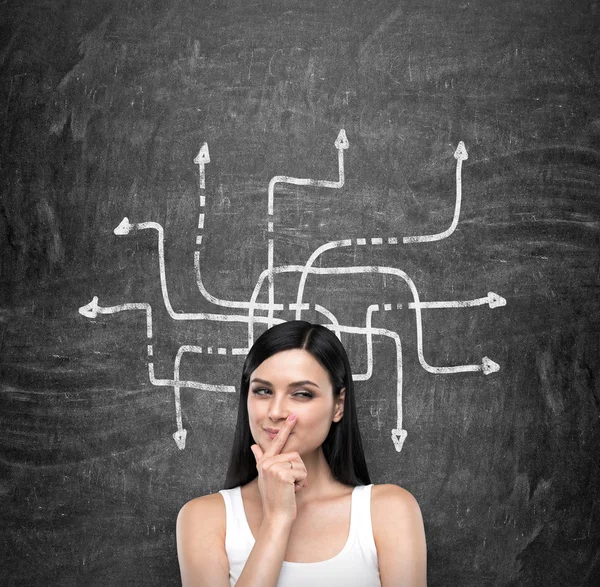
[
  {"left": 177, "top": 492, "right": 226, "bottom": 541},
  {"left": 370, "top": 483, "right": 423, "bottom": 520},
  {"left": 176, "top": 492, "right": 229, "bottom": 587},
  {"left": 370, "top": 484, "right": 427, "bottom": 586}
]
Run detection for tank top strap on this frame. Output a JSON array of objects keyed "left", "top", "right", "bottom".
[
  {"left": 352, "top": 484, "right": 379, "bottom": 567},
  {"left": 219, "top": 487, "right": 254, "bottom": 547}
]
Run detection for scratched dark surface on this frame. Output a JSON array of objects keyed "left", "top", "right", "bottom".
[{"left": 1, "top": 0, "right": 599, "bottom": 585}]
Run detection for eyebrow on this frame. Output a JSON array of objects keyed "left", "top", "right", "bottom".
[{"left": 250, "top": 378, "right": 321, "bottom": 389}]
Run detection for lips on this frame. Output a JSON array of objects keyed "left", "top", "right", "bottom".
[{"left": 263, "top": 428, "right": 293, "bottom": 436}]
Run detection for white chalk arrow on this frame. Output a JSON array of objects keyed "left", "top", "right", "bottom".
[
  {"left": 78, "top": 296, "right": 100, "bottom": 318},
  {"left": 113, "top": 217, "right": 285, "bottom": 327},
  {"left": 294, "top": 262, "right": 501, "bottom": 375},
  {"left": 114, "top": 217, "right": 132, "bottom": 235},
  {"left": 266, "top": 129, "right": 349, "bottom": 327},
  {"left": 482, "top": 356, "right": 500, "bottom": 374},
  {"left": 78, "top": 297, "right": 153, "bottom": 338},
  {"left": 267, "top": 129, "right": 349, "bottom": 215},
  {"left": 334, "top": 129, "right": 349, "bottom": 150},
  {"left": 391, "top": 428, "right": 408, "bottom": 452},
  {"left": 194, "top": 142, "right": 210, "bottom": 189},
  {"left": 403, "top": 141, "right": 468, "bottom": 243},
  {"left": 454, "top": 140, "right": 468, "bottom": 162},
  {"left": 169, "top": 345, "right": 236, "bottom": 450},
  {"left": 173, "top": 429, "right": 187, "bottom": 450},
  {"left": 408, "top": 292, "right": 507, "bottom": 310},
  {"left": 320, "top": 319, "right": 408, "bottom": 453}
]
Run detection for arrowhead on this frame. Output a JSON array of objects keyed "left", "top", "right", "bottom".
[
  {"left": 114, "top": 217, "right": 131, "bottom": 235},
  {"left": 488, "top": 292, "right": 507, "bottom": 308},
  {"left": 194, "top": 142, "right": 210, "bottom": 164},
  {"left": 173, "top": 428, "right": 187, "bottom": 450},
  {"left": 391, "top": 428, "right": 408, "bottom": 452},
  {"left": 482, "top": 356, "right": 500, "bottom": 375},
  {"left": 78, "top": 296, "right": 99, "bottom": 318},
  {"left": 334, "top": 129, "right": 349, "bottom": 150},
  {"left": 454, "top": 141, "right": 468, "bottom": 161}
]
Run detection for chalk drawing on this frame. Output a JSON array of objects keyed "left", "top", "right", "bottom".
[
  {"left": 194, "top": 142, "right": 210, "bottom": 190},
  {"left": 79, "top": 130, "right": 506, "bottom": 452}
]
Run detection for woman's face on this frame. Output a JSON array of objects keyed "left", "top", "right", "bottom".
[{"left": 247, "top": 349, "right": 345, "bottom": 456}]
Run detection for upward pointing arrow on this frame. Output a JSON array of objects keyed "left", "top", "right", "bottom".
[
  {"left": 194, "top": 143, "right": 210, "bottom": 189},
  {"left": 334, "top": 129, "right": 349, "bottom": 150},
  {"left": 454, "top": 141, "right": 468, "bottom": 161}
]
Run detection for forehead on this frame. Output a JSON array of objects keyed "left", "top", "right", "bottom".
[{"left": 251, "top": 349, "right": 331, "bottom": 388}]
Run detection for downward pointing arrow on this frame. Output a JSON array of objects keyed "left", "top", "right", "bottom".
[
  {"left": 391, "top": 428, "right": 407, "bottom": 452},
  {"left": 173, "top": 429, "right": 187, "bottom": 450}
]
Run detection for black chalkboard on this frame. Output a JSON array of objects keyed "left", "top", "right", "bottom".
[{"left": 1, "top": 0, "right": 599, "bottom": 585}]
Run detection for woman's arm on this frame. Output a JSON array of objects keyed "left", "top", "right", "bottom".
[
  {"left": 176, "top": 495, "right": 230, "bottom": 587},
  {"left": 235, "top": 517, "right": 293, "bottom": 587},
  {"left": 176, "top": 493, "right": 294, "bottom": 587},
  {"left": 372, "top": 484, "right": 427, "bottom": 587}
]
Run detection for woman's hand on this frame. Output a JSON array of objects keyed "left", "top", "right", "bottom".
[{"left": 250, "top": 414, "right": 308, "bottom": 525}]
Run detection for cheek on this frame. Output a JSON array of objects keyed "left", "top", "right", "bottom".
[{"left": 295, "top": 407, "right": 332, "bottom": 433}]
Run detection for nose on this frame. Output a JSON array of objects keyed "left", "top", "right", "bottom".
[{"left": 267, "top": 392, "right": 290, "bottom": 423}]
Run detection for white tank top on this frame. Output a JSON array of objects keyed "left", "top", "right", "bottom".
[{"left": 218, "top": 484, "right": 381, "bottom": 587}]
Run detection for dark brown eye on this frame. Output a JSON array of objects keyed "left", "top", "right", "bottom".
[
  {"left": 251, "top": 388, "right": 269, "bottom": 396},
  {"left": 294, "top": 391, "right": 313, "bottom": 398}
]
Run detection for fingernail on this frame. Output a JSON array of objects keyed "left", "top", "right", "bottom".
[{"left": 288, "top": 413, "right": 296, "bottom": 421}]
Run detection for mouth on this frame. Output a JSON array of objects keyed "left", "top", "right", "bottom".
[{"left": 263, "top": 428, "right": 293, "bottom": 439}]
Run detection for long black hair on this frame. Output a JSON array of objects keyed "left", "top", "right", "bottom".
[{"left": 223, "top": 320, "right": 371, "bottom": 489}]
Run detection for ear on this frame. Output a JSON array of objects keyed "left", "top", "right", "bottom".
[{"left": 333, "top": 387, "right": 345, "bottom": 422}]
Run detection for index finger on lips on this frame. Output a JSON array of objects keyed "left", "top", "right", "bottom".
[{"left": 264, "top": 414, "right": 296, "bottom": 457}]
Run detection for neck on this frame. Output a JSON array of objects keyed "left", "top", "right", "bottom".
[{"left": 293, "top": 446, "right": 339, "bottom": 507}]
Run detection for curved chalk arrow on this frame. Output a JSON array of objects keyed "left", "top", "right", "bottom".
[
  {"left": 246, "top": 263, "right": 501, "bottom": 375},
  {"left": 79, "top": 296, "right": 238, "bottom": 450},
  {"left": 267, "top": 129, "right": 348, "bottom": 216},
  {"left": 78, "top": 296, "right": 153, "bottom": 339},
  {"left": 403, "top": 141, "right": 468, "bottom": 243},
  {"left": 194, "top": 251, "right": 284, "bottom": 312},
  {"left": 293, "top": 263, "right": 500, "bottom": 375},
  {"left": 266, "top": 129, "right": 349, "bottom": 327},
  {"left": 285, "top": 142, "right": 468, "bottom": 302},
  {"left": 320, "top": 318, "right": 407, "bottom": 452},
  {"left": 114, "top": 217, "right": 285, "bottom": 326},
  {"left": 171, "top": 345, "right": 236, "bottom": 450}
]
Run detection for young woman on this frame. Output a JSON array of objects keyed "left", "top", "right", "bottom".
[{"left": 176, "top": 320, "right": 427, "bottom": 586}]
